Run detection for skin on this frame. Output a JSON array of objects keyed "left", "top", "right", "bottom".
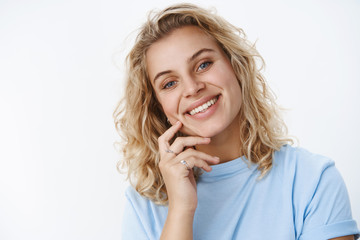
[
  {"left": 148, "top": 26, "right": 243, "bottom": 162},
  {"left": 146, "top": 26, "right": 355, "bottom": 240},
  {"left": 330, "top": 236, "right": 354, "bottom": 240},
  {"left": 147, "top": 25, "right": 243, "bottom": 240}
]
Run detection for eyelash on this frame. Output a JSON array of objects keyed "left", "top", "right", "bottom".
[
  {"left": 160, "top": 61, "right": 213, "bottom": 90},
  {"left": 162, "top": 80, "right": 177, "bottom": 89},
  {"left": 197, "top": 61, "right": 212, "bottom": 71}
]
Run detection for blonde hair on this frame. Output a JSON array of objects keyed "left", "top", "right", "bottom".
[{"left": 113, "top": 3, "right": 293, "bottom": 204}]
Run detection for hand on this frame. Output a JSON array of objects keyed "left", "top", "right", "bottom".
[{"left": 158, "top": 121, "right": 220, "bottom": 213}]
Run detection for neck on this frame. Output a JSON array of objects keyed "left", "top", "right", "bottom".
[{"left": 196, "top": 116, "right": 242, "bottom": 164}]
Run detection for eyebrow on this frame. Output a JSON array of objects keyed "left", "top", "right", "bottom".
[
  {"left": 152, "top": 48, "right": 215, "bottom": 83},
  {"left": 153, "top": 70, "right": 172, "bottom": 83},
  {"left": 188, "top": 48, "right": 214, "bottom": 63}
]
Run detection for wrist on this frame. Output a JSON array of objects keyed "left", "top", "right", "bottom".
[
  {"left": 168, "top": 205, "right": 196, "bottom": 219},
  {"left": 168, "top": 201, "right": 197, "bottom": 216},
  {"left": 161, "top": 205, "right": 195, "bottom": 240}
]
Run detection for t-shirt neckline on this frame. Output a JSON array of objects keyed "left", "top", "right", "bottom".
[{"left": 199, "top": 156, "right": 254, "bottom": 179}]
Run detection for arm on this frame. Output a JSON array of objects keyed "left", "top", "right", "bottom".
[
  {"left": 330, "top": 236, "right": 354, "bottom": 240},
  {"left": 160, "top": 207, "right": 195, "bottom": 240},
  {"left": 158, "top": 122, "right": 219, "bottom": 239},
  {"left": 122, "top": 189, "right": 150, "bottom": 240},
  {"left": 296, "top": 154, "right": 359, "bottom": 239}
]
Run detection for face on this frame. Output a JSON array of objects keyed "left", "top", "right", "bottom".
[{"left": 146, "top": 26, "right": 242, "bottom": 138}]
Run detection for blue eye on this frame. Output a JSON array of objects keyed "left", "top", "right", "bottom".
[
  {"left": 198, "top": 61, "right": 211, "bottom": 71},
  {"left": 163, "top": 81, "right": 176, "bottom": 89}
]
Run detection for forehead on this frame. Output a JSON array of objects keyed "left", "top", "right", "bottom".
[{"left": 146, "top": 26, "right": 220, "bottom": 80}]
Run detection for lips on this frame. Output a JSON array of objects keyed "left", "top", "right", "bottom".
[{"left": 186, "top": 95, "right": 220, "bottom": 116}]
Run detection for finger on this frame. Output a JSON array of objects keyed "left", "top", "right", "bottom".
[
  {"left": 179, "top": 156, "right": 214, "bottom": 172},
  {"left": 162, "top": 121, "right": 182, "bottom": 143},
  {"left": 158, "top": 121, "right": 182, "bottom": 151},
  {"left": 169, "top": 136, "right": 211, "bottom": 154},
  {"left": 176, "top": 148, "right": 220, "bottom": 166}
]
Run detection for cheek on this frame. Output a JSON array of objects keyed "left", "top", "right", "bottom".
[
  {"left": 211, "top": 62, "right": 237, "bottom": 86},
  {"left": 158, "top": 96, "right": 178, "bottom": 121}
]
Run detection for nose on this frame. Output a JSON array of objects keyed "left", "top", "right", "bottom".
[{"left": 182, "top": 75, "right": 205, "bottom": 97}]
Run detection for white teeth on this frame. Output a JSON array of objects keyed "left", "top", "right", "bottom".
[{"left": 189, "top": 96, "right": 218, "bottom": 116}]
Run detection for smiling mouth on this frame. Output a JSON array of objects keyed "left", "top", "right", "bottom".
[{"left": 188, "top": 95, "right": 219, "bottom": 116}]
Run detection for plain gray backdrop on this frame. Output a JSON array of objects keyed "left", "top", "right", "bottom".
[{"left": 0, "top": 0, "right": 359, "bottom": 239}]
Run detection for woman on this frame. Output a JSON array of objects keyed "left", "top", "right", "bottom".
[{"left": 114, "top": 3, "right": 359, "bottom": 240}]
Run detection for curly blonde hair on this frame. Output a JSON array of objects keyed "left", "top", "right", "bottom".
[{"left": 113, "top": 3, "right": 293, "bottom": 205}]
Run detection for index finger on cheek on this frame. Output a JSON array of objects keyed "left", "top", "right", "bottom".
[{"left": 162, "top": 121, "right": 182, "bottom": 142}]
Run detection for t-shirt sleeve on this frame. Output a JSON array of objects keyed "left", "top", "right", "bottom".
[
  {"left": 298, "top": 161, "right": 359, "bottom": 240},
  {"left": 121, "top": 188, "right": 149, "bottom": 240}
]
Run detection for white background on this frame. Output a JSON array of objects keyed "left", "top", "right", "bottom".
[{"left": 0, "top": 0, "right": 359, "bottom": 239}]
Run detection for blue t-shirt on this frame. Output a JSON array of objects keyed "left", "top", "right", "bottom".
[{"left": 122, "top": 145, "right": 359, "bottom": 239}]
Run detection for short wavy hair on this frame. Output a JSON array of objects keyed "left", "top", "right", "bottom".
[{"left": 113, "top": 3, "right": 293, "bottom": 205}]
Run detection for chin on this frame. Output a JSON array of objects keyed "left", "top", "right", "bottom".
[{"left": 181, "top": 126, "right": 223, "bottom": 138}]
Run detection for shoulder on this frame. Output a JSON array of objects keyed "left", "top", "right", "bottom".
[
  {"left": 123, "top": 186, "right": 168, "bottom": 239},
  {"left": 125, "top": 185, "right": 141, "bottom": 200},
  {"left": 124, "top": 185, "right": 153, "bottom": 210},
  {"left": 124, "top": 185, "right": 168, "bottom": 214},
  {"left": 272, "top": 144, "right": 335, "bottom": 179},
  {"left": 272, "top": 145, "right": 360, "bottom": 239},
  {"left": 271, "top": 145, "right": 341, "bottom": 207}
]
